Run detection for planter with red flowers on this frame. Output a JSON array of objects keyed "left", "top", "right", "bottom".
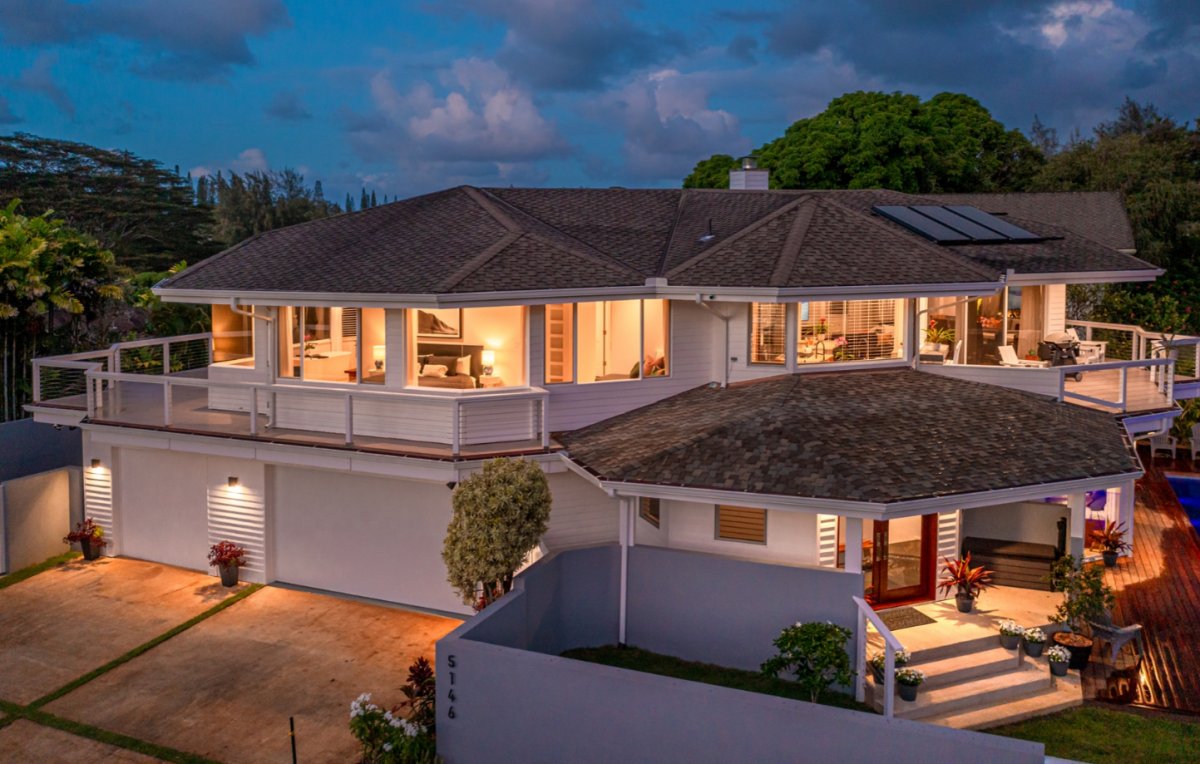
[
  {"left": 937, "top": 553, "right": 993, "bottom": 613},
  {"left": 1090, "top": 521, "right": 1131, "bottom": 567},
  {"left": 208, "top": 540, "right": 247, "bottom": 587},
  {"left": 63, "top": 518, "right": 108, "bottom": 560}
]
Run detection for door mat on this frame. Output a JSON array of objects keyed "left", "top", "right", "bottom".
[{"left": 877, "top": 606, "right": 937, "bottom": 632}]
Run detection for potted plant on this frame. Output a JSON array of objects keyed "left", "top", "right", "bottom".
[
  {"left": 816, "top": 318, "right": 828, "bottom": 341},
  {"left": 208, "top": 540, "right": 247, "bottom": 587},
  {"left": 1022, "top": 627, "right": 1047, "bottom": 657},
  {"left": 868, "top": 649, "right": 910, "bottom": 684},
  {"left": 937, "top": 553, "right": 993, "bottom": 613},
  {"left": 1046, "top": 645, "right": 1071, "bottom": 677},
  {"left": 1090, "top": 521, "right": 1131, "bottom": 567},
  {"left": 895, "top": 667, "right": 926, "bottom": 702},
  {"left": 1048, "top": 555, "right": 1114, "bottom": 670},
  {"left": 998, "top": 619, "right": 1024, "bottom": 649},
  {"left": 63, "top": 518, "right": 108, "bottom": 561}
]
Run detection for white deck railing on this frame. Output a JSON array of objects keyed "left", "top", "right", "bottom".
[
  {"left": 1055, "top": 356, "right": 1176, "bottom": 411},
  {"left": 1067, "top": 319, "right": 1200, "bottom": 380},
  {"left": 854, "top": 595, "right": 904, "bottom": 719}
]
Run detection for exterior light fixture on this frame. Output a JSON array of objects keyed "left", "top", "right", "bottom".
[
  {"left": 90, "top": 458, "right": 101, "bottom": 470},
  {"left": 481, "top": 349, "right": 496, "bottom": 376},
  {"left": 227, "top": 476, "right": 239, "bottom": 488}
]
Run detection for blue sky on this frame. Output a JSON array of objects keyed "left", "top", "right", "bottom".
[{"left": 1, "top": 1, "right": 1196, "bottom": 204}]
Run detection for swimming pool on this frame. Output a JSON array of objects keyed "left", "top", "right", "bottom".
[{"left": 1166, "top": 474, "right": 1200, "bottom": 532}]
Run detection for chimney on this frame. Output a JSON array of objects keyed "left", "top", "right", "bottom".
[{"left": 729, "top": 155, "right": 769, "bottom": 190}]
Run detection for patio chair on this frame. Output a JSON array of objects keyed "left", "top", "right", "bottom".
[
  {"left": 998, "top": 345, "right": 1045, "bottom": 368},
  {"left": 1065, "top": 328, "right": 1107, "bottom": 364},
  {"left": 1150, "top": 432, "right": 1177, "bottom": 459},
  {"left": 1191, "top": 423, "right": 1200, "bottom": 462},
  {"left": 943, "top": 339, "right": 963, "bottom": 365},
  {"left": 1089, "top": 611, "right": 1144, "bottom": 665}
]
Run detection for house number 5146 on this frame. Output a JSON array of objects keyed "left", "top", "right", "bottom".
[{"left": 446, "top": 655, "right": 457, "bottom": 719}]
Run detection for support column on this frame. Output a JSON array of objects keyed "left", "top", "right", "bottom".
[
  {"left": 843, "top": 517, "right": 863, "bottom": 574},
  {"left": 1068, "top": 492, "right": 1086, "bottom": 561},
  {"left": 1119, "top": 481, "right": 1135, "bottom": 553},
  {"left": 618, "top": 496, "right": 634, "bottom": 646}
]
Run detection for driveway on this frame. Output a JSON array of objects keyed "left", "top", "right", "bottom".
[{"left": 0, "top": 557, "right": 462, "bottom": 763}]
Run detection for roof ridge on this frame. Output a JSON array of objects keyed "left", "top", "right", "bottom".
[
  {"left": 653, "top": 189, "right": 690, "bottom": 277},
  {"left": 474, "top": 188, "right": 646, "bottom": 279},
  {"left": 664, "top": 196, "right": 809, "bottom": 280},
  {"left": 462, "top": 186, "right": 521, "bottom": 233},
  {"left": 817, "top": 195, "right": 999, "bottom": 282},
  {"left": 435, "top": 230, "right": 525, "bottom": 293},
  {"left": 769, "top": 198, "right": 817, "bottom": 287}
]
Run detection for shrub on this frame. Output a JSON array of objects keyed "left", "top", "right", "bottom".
[
  {"left": 442, "top": 457, "right": 552, "bottom": 609},
  {"left": 348, "top": 657, "right": 438, "bottom": 763},
  {"left": 63, "top": 518, "right": 108, "bottom": 547},
  {"left": 1046, "top": 645, "right": 1070, "bottom": 663},
  {"left": 207, "top": 540, "right": 246, "bottom": 569},
  {"left": 761, "top": 621, "right": 854, "bottom": 703}
]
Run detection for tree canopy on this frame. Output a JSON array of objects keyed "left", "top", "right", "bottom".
[
  {"left": 199, "top": 168, "right": 342, "bottom": 248},
  {"left": 684, "top": 91, "right": 1042, "bottom": 193}
]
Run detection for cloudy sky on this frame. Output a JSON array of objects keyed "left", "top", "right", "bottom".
[{"left": 0, "top": 0, "right": 1196, "bottom": 202}]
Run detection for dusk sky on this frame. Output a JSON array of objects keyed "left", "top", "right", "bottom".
[{"left": 1, "top": 1, "right": 1196, "bottom": 203}]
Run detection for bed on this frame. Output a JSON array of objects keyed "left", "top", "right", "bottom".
[{"left": 416, "top": 343, "right": 483, "bottom": 389}]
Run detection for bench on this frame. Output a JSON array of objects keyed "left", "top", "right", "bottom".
[{"left": 962, "top": 537, "right": 1059, "bottom": 591}]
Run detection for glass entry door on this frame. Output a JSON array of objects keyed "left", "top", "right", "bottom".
[{"left": 866, "top": 515, "right": 937, "bottom": 605}]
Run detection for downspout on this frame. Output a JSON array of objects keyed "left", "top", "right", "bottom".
[{"left": 695, "top": 296, "right": 733, "bottom": 388}]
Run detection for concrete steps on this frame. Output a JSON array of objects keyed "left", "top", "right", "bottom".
[
  {"left": 918, "top": 645, "right": 1022, "bottom": 690},
  {"left": 921, "top": 670, "right": 1082, "bottom": 730}
]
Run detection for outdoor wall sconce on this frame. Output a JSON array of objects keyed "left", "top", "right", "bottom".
[
  {"left": 227, "top": 476, "right": 239, "bottom": 488},
  {"left": 90, "top": 458, "right": 101, "bottom": 470}
]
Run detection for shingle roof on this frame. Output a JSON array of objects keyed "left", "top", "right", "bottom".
[
  {"left": 560, "top": 369, "right": 1141, "bottom": 504},
  {"left": 932, "top": 192, "right": 1136, "bottom": 252},
  {"left": 159, "top": 186, "right": 1155, "bottom": 297}
]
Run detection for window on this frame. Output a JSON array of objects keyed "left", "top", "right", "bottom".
[
  {"left": 553, "top": 300, "right": 670, "bottom": 384},
  {"left": 361, "top": 308, "right": 386, "bottom": 385},
  {"left": 276, "top": 306, "right": 388, "bottom": 384},
  {"left": 211, "top": 304, "right": 253, "bottom": 366},
  {"left": 750, "top": 304, "right": 786, "bottom": 364},
  {"left": 797, "top": 300, "right": 903, "bottom": 364},
  {"left": 409, "top": 306, "right": 527, "bottom": 389},
  {"left": 716, "top": 506, "right": 766, "bottom": 544},
  {"left": 639, "top": 497, "right": 661, "bottom": 528}
]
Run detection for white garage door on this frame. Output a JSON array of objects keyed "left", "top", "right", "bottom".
[
  {"left": 116, "top": 448, "right": 208, "bottom": 570},
  {"left": 272, "top": 468, "right": 464, "bottom": 614}
]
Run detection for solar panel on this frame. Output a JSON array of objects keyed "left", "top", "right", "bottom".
[
  {"left": 910, "top": 205, "right": 1008, "bottom": 242},
  {"left": 944, "top": 205, "right": 1043, "bottom": 241},
  {"left": 872, "top": 206, "right": 972, "bottom": 244},
  {"left": 872, "top": 204, "right": 1047, "bottom": 245}
]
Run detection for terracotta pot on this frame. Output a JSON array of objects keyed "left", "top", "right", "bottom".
[
  {"left": 219, "top": 563, "right": 240, "bottom": 588},
  {"left": 1053, "top": 631, "right": 1094, "bottom": 670},
  {"left": 898, "top": 683, "right": 919, "bottom": 702},
  {"left": 955, "top": 593, "right": 974, "bottom": 613}
]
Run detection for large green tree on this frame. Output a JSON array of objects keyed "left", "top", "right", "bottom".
[
  {"left": 0, "top": 133, "right": 213, "bottom": 271},
  {"left": 206, "top": 168, "right": 342, "bottom": 247},
  {"left": 684, "top": 91, "right": 1042, "bottom": 193}
]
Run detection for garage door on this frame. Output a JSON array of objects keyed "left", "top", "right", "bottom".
[
  {"left": 272, "top": 468, "right": 464, "bottom": 613},
  {"left": 116, "top": 449, "right": 208, "bottom": 570}
]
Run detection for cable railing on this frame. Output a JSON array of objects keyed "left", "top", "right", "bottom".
[
  {"left": 1068, "top": 319, "right": 1200, "bottom": 381},
  {"left": 854, "top": 595, "right": 904, "bottom": 719}
]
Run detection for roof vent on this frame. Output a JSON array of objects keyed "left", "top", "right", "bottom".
[
  {"left": 698, "top": 218, "right": 716, "bottom": 243},
  {"left": 729, "top": 156, "right": 769, "bottom": 191}
]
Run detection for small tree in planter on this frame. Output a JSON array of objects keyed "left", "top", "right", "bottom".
[
  {"left": 63, "top": 518, "right": 108, "bottom": 560},
  {"left": 937, "top": 553, "right": 992, "bottom": 613},
  {"left": 1048, "top": 555, "right": 1115, "bottom": 670},
  {"left": 761, "top": 621, "right": 854, "bottom": 703},
  {"left": 208, "top": 541, "right": 246, "bottom": 587},
  {"left": 442, "top": 458, "right": 552, "bottom": 610},
  {"left": 1090, "top": 521, "right": 1131, "bottom": 567},
  {"left": 895, "top": 667, "right": 926, "bottom": 702}
]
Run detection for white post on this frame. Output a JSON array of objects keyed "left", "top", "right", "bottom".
[
  {"left": 1068, "top": 492, "right": 1086, "bottom": 561},
  {"left": 344, "top": 394, "right": 353, "bottom": 445},
  {"left": 855, "top": 605, "right": 866, "bottom": 704},
  {"left": 843, "top": 517, "right": 863, "bottom": 574},
  {"left": 451, "top": 399, "right": 461, "bottom": 456},
  {"left": 249, "top": 388, "right": 259, "bottom": 436},
  {"left": 32, "top": 362, "right": 41, "bottom": 402},
  {"left": 162, "top": 339, "right": 171, "bottom": 376},
  {"left": 162, "top": 380, "right": 172, "bottom": 426},
  {"left": 86, "top": 373, "right": 95, "bottom": 418},
  {"left": 1119, "top": 481, "right": 1135, "bottom": 555},
  {"left": 540, "top": 397, "right": 550, "bottom": 448},
  {"left": 1118, "top": 366, "right": 1127, "bottom": 409},
  {"left": 618, "top": 496, "right": 631, "bottom": 645}
]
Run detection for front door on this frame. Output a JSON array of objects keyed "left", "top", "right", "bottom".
[{"left": 867, "top": 515, "right": 937, "bottom": 605}]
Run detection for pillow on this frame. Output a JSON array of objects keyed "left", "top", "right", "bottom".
[
  {"left": 420, "top": 364, "right": 448, "bottom": 378},
  {"left": 427, "top": 355, "right": 461, "bottom": 374},
  {"left": 455, "top": 355, "right": 472, "bottom": 376}
]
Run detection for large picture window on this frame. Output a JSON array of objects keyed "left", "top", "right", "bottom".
[
  {"left": 546, "top": 300, "right": 670, "bottom": 384},
  {"left": 211, "top": 304, "right": 254, "bottom": 366},
  {"left": 797, "top": 300, "right": 903, "bottom": 364},
  {"left": 276, "top": 306, "right": 385, "bottom": 385},
  {"left": 749, "top": 303, "right": 787, "bottom": 365}
]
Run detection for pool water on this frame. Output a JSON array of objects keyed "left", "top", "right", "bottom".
[{"left": 1166, "top": 474, "right": 1200, "bottom": 532}]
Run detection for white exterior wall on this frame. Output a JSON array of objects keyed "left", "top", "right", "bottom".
[
  {"left": 82, "top": 433, "right": 115, "bottom": 549},
  {"left": 662, "top": 500, "right": 820, "bottom": 566},
  {"left": 1044, "top": 284, "right": 1067, "bottom": 333},
  {"left": 542, "top": 472, "right": 619, "bottom": 550},
  {"left": 918, "top": 363, "right": 1063, "bottom": 397},
  {"left": 115, "top": 448, "right": 209, "bottom": 571}
]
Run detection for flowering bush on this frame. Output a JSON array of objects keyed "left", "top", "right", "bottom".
[
  {"left": 1023, "top": 627, "right": 1046, "bottom": 644},
  {"left": 1046, "top": 645, "right": 1071, "bottom": 663},
  {"left": 349, "top": 657, "right": 437, "bottom": 763},
  {"left": 998, "top": 619, "right": 1024, "bottom": 637},
  {"left": 868, "top": 649, "right": 910, "bottom": 672},
  {"left": 63, "top": 518, "right": 108, "bottom": 546},
  {"left": 761, "top": 621, "right": 854, "bottom": 703},
  {"left": 895, "top": 667, "right": 926, "bottom": 687},
  {"left": 207, "top": 540, "right": 246, "bottom": 569}
]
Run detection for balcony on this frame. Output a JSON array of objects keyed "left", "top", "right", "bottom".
[{"left": 30, "top": 334, "right": 553, "bottom": 460}]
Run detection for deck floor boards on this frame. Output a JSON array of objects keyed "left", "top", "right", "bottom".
[{"left": 1083, "top": 448, "right": 1200, "bottom": 713}]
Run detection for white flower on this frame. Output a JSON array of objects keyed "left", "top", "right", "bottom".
[
  {"left": 998, "top": 619, "right": 1024, "bottom": 636},
  {"left": 1023, "top": 627, "right": 1046, "bottom": 643},
  {"left": 383, "top": 743, "right": 393, "bottom": 752},
  {"left": 1046, "top": 645, "right": 1071, "bottom": 663}
]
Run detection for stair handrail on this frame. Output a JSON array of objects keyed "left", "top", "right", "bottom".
[{"left": 853, "top": 595, "right": 905, "bottom": 719}]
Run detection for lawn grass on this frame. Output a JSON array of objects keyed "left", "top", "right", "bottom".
[
  {"left": 562, "top": 645, "right": 872, "bottom": 712},
  {"left": 0, "top": 551, "right": 81, "bottom": 591},
  {"left": 991, "top": 706, "right": 1200, "bottom": 764}
]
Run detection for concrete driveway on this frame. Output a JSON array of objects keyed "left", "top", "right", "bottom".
[{"left": 0, "top": 557, "right": 462, "bottom": 763}]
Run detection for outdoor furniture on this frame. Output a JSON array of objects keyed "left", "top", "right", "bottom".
[
  {"left": 998, "top": 345, "right": 1047, "bottom": 368},
  {"left": 961, "top": 537, "right": 1058, "bottom": 591},
  {"left": 1065, "top": 328, "right": 1107, "bottom": 364},
  {"left": 1191, "top": 423, "right": 1200, "bottom": 462},
  {"left": 1089, "top": 612, "right": 1144, "bottom": 665},
  {"left": 1150, "top": 432, "right": 1177, "bottom": 459}
]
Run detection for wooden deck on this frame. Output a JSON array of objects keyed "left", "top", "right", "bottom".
[
  {"left": 1061, "top": 368, "right": 1172, "bottom": 414},
  {"left": 1083, "top": 447, "right": 1200, "bottom": 714}
]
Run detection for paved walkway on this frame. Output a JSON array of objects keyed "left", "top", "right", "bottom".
[{"left": 1083, "top": 446, "right": 1200, "bottom": 713}]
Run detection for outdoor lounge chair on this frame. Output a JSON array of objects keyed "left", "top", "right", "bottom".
[
  {"left": 1065, "top": 328, "right": 1107, "bottom": 364},
  {"left": 1089, "top": 611, "right": 1144, "bottom": 665},
  {"left": 998, "top": 345, "right": 1045, "bottom": 368},
  {"left": 1150, "top": 432, "right": 1177, "bottom": 459}
]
